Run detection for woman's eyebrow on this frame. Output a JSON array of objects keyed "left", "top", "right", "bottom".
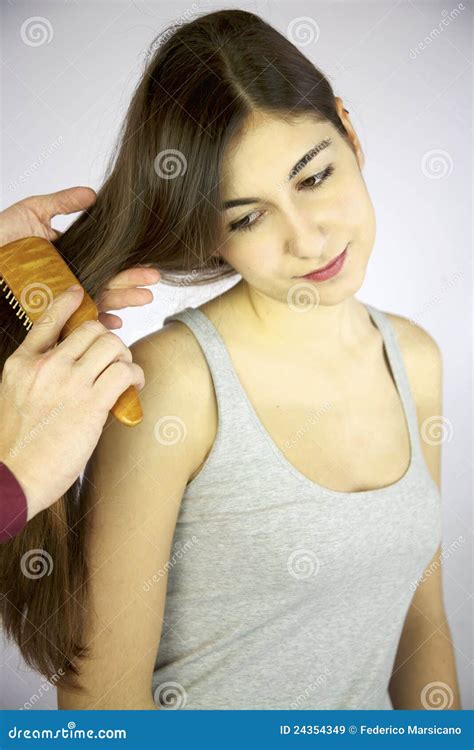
[{"left": 221, "top": 137, "right": 333, "bottom": 211}]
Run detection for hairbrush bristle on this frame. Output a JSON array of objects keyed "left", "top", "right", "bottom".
[{"left": 0, "top": 275, "right": 33, "bottom": 329}]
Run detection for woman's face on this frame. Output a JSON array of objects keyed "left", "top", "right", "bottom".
[{"left": 217, "top": 108, "right": 376, "bottom": 307}]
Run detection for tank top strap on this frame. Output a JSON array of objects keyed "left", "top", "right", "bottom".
[
  {"left": 162, "top": 306, "right": 249, "bottom": 425},
  {"left": 164, "top": 303, "right": 426, "bottom": 470},
  {"left": 364, "top": 303, "right": 424, "bottom": 467}
]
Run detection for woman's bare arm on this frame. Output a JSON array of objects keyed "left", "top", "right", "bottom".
[
  {"left": 388, "top": 316, "right": 461, "bottom": 709},
  {"left": 389, "top": 542, "right": 461, "bottom": 709},
  {"left": 57, "top": 322, "right": 216, "bottom": 709}
]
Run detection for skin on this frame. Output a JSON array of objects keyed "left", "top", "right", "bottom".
[
  {"left": 212, "top": 97, "right": 375, "bottom": 357},
  {"left": 58, "top": 99, "right": 460, "bottom": 709}
]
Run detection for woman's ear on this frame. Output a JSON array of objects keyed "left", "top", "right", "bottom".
[{"left": 335, "top": 96, "right": 365, "bottom": 171}]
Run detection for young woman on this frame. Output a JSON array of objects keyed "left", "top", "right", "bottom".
[{"left": 1, "top": 9, "right": 460, "bottom": 710}]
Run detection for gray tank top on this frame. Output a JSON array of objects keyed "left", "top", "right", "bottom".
[{"left": 151, "top": 301, "right": 442, "bottom": 710}]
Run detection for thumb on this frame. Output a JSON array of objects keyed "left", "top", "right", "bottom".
[
  {"left": 21, "top": 285, "right": 85, "bottom": 356},
  {"left": 39, "top": 186, "right": 97, "bottom": 220}
]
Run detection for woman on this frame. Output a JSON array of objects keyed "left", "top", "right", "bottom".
[{"left": 1, "top": 9, "right": 460, "bottom": 710}]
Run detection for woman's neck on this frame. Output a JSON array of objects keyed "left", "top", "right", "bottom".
[{"left": 207, "top": 278, "right": 376, "bottom": 365}]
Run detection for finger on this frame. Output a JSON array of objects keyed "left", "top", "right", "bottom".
[
  {"left": 20, "top": 286, "right": 84, "bottom": 356},
  {"left": 93, "top": 362, "right": 146, "bottom": 408},
  {"left": 35, "top": 186, "right": 97, "bottom": 221},
  {"left": 55, "top": 318, "right": 108, "bottom": 360},
  {"left": 77, "top": 331, "right": 133, "bottom": 383},
  {"left": 97, "top": 286, "right": 154, "bottom": 312},
  {"left": 102, "top": 266, "right": 161, "bottom": 289},
  {"left": 47, "top": 227, "right": 64, "bottom": 242},
  {"left": 98, "top": 311, "right": 123, "bottom": 329}
]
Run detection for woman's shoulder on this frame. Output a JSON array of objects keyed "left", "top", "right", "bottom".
[
  {"left": 382, "top": 308, "right": 442, "bottom": 410},
  {"left": 128, "top": 319, "right": 218, "bottom": 478},
  {"left": 383, "top": 308, "right": 442, "bottom": 366},
  {"left": 130, "top": 315, "right": 214, "bottom": 385},
  {"left": 382, "top": 309, "right": 443, "bottom": 488}
]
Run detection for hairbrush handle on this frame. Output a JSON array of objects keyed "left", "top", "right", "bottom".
[
  {"left": 60, "top": 297, "right": 143, "bottom": 428},
  {"left": 0, "top": 236, "right": 143, "bottom": 427}
]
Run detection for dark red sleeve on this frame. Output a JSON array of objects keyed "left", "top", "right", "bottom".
[{"left": 0, "top": 461, "right": 28, "bottom": 543}]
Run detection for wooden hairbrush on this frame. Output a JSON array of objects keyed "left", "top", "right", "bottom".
[{"left": 0, "top": 236, "right": 143, "bottom": 427}]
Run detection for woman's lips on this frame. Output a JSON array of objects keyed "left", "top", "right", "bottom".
[{"left": 296, "top": 246, "right": 348, "bottom": 282}]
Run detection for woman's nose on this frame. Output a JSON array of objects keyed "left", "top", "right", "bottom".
[{"left": 285, "top": 220, "right": 327, "bottom": 261}]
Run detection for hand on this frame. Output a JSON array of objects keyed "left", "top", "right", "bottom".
[
  {"left": 0, "top": 187, "right": 161, "bottom": 329},
  {"left": 96, "top": 265, "right": 161, "bottom": 330},
  {"left": 0, "top": 285, "right": 146, "bottom": 521},
  {"left": 0, "top": 186, "right": 97, "bottom": 246}
]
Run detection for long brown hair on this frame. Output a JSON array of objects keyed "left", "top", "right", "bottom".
[{"left": 0, "top": 8, "right": 350, "bottom": 689}]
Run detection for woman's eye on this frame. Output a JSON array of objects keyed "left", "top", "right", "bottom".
[
  {"left": 229, "top": 209, "right": 265, "bottom": 234},
  {"left": 299, "top": 164, "right": 335, "bottom": 191},
  {"left": 228, "top": 164, "right": 335, "bottom": 234}
]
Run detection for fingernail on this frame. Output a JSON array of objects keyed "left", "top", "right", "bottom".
[
  {"left": 68, "top": 284, "right": 82, "bottom": 292},
  {"left": 146, "top": 270, "right": 161, "bottom": 281}
]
